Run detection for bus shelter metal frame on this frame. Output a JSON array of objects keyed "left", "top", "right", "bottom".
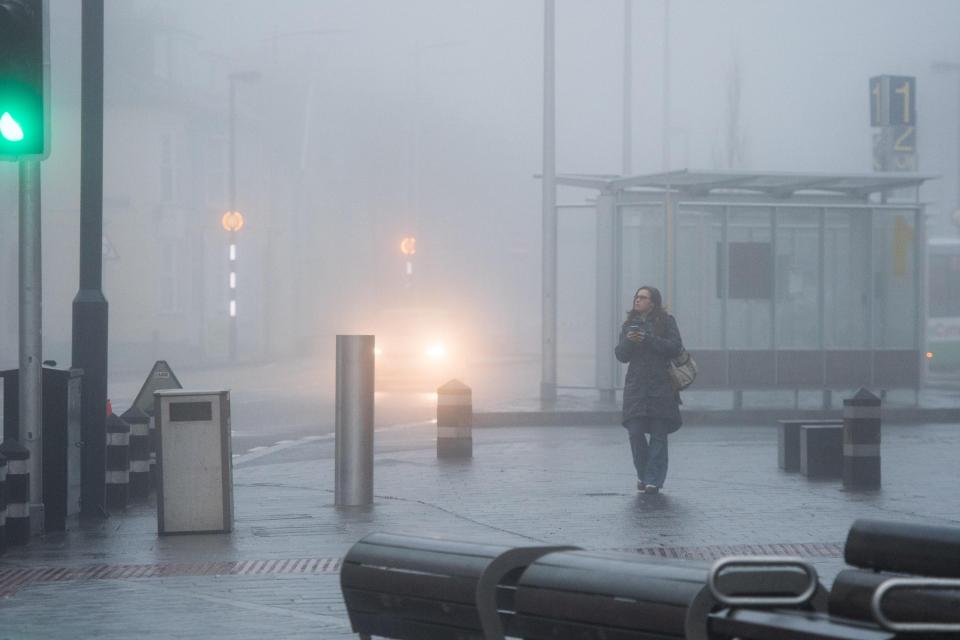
[{"left": 541, "top": 169, "right": 936, "bottom": 408}]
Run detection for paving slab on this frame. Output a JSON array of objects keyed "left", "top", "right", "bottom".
[{"left": 1, "top": 421, "right": 957, "bottom": 638}]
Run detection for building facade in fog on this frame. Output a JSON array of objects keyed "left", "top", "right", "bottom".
[{"left": 0, "top": 5, "right": 302, "bottom": 373}]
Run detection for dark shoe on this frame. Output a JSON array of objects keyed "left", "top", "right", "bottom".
[
  {"left": 636, "top": 480, "right": 646, "bottom": 491},
  {"left": 644, "top": 485, "right": 660, "bottom": 494}
]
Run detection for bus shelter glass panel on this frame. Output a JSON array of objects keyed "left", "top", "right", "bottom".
[
  {"left": 620, "top": 204, "right": 665, "bottom": 381},
  {"left": 775, "top": 207, "right": 821, "bottom": 348},
  {"left": 674, "top": 205, "right": 723, "bottom": 349},
  {"left": 927, "top": 241, "right": 960, "bottom": 371},
  {"left": 726, "top": 206, "right": 772, "bottom": 349},
  {"left": 620, "top": 204, "right": 666, "bottom": 305},
  {"left": 824, "top": 208, "right": 870, "bottom": 348},
  {"left": 557, "top": 208, "right": 597, "bottom": 386},
  {"left": 872, "top": 209, "right": 917, "bottom": 348}
]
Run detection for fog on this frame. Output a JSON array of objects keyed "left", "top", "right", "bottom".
[{"left": 1, "top": 0, "right": 959, "bottom": 384}]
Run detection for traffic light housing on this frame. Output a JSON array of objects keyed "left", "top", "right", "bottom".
[{"left": 0, "top": 0, "right": 48, "bottom": 160}]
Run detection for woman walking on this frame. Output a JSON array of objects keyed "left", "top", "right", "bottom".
[{"left": 615, "top": 286, "right": 684, "bottom": 494}]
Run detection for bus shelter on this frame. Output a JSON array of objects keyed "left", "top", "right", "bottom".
[{"left": 548, "top": 170, "right": 935, "bottom": 408}]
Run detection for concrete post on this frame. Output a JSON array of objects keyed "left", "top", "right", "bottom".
[
  {"left": 335, "top": 335, "right": 374, "bottom": 507},
  {"left": 437, "top": 380, "right": 472, "bottom": 459},
  {"left": 843, "top": 387, "right": 882, "bottom": 490}
]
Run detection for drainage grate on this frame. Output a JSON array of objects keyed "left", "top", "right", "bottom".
[
  {"left": 0, "top": 556, "right": 341, "bottom": 598},
  {"left": 0, "top": 542, "right": 842, "bottom": 599},
  {"left": 623, "top": 541, "right": 844, "bottom": 560}
]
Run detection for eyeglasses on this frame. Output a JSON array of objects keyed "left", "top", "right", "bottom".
[{"left": 635, "top": 295, "right": 650, "bottom": 300}]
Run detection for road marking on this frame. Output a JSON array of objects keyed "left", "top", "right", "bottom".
[{"left": 233, "top": 419, "right": 436, "bottom": 465}]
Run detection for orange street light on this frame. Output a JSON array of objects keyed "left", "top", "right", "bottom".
[
  {"left": 222, "top": 210, "right": 245, "bottom": 232},
  {"left": 400, "top": 236, "right": 416, "bottom": 255}
]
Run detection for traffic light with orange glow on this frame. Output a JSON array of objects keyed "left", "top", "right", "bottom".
[{"left": 0, "top": 0, "right": 48, "bottom": 160}]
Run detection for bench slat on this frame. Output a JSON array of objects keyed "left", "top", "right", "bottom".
[
  {"left": 342, "top": 564, "right": 479, "bottom": 604},
  {"left": 509, "top": 612, "right": 677, "bottom": 640},
  {"left": 845, "top": 519, "right": 960, "bottom": 577},
  {"left": 709, "top": 609, "right": 894, "bottom": 640},
  {"left": 514, "top": 552, "right": 718, "bottom": 639},
  {"left": 514, "top": 586, "right": 690, "bottom": 636},
  {"left": 343, "top": 588, "right": 483, "bottom": 631},
  {"left": 829, "top": 569, "right": 960, "bottom": 625},
  {"left": 347, "top": 609, "right": 485, "bottom": 640},
  {"left": 351, "top": 532, "right": 511, "bottom": 559},
  {"left": 346, "top": 543, "right": 501, "bottom": 578}
]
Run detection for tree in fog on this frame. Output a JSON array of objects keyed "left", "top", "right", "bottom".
[{"left": 714, "top": 47, "right": 747, "bottom": 169}]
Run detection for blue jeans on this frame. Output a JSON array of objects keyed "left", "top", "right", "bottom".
[{"left": 624, "top": 418, "right": 669, "bottom": 488}]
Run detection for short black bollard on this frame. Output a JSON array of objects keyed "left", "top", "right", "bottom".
[
  {"left": 799, "top": 424, "right": 843, "bottom": 479},
  {"left": 0, "top": 441, "right": 30, "bottom": 545},
  {"left": 0, "top": 452, "right": 7, "bottom": 555},
  {"left": 843, "top": 388, "right": 881, "bottom": 490},
  {"left": 106, "top": 410, "right": 131, "bottom": 511},
  {"left": 122, "top": 405, "right": 151, "bottom": 500},
  {"left": 778, "top": 419, "right": 842, "bottom": 472},
  {"left": 437, "top": 379, "right": 472, "bottom": 459}
]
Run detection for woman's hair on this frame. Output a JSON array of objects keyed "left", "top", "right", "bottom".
[{"left": 626, "top": 286, "right": 668, "bottom": 335}]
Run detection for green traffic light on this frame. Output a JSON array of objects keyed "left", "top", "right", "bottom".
[{"left": 0, "top": 112, "right": 25, "bottom": 142}]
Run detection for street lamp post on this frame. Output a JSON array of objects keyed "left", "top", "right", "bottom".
[
  {"left": 932, "top": 61, "right": 960, "bottom": 229},
  {"left": 226, "top": 70, "right": 259, "bottom": 361}
]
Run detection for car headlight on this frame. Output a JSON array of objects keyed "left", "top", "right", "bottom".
[{"left": 425, "top": 343, "right": 447, "bottom": 360}]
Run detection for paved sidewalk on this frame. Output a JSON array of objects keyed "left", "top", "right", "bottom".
[{"left": 1, "top": 420, "right": 958, "bottom": 638}]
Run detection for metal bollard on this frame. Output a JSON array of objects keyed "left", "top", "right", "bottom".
[
  {"left": 0, "top": 453, "right": 7, "bottom": 555},
  {"left": 843, "top": 387, "right": 882, "bottom": 490},
  {"left": 437, "top": 379, "right": 472, "bottom": 459},
  {"left": 0, "top": 441, "right": 30, "bottom": 545},
  {"left": 105, "top": 411, "right": 130, "bottom": 510},
  {"left": 122, "top": 406, "right": 151, "bottom": 500},
  {"left": 335, "top": 335, "right": 374, "bottom": 507}
]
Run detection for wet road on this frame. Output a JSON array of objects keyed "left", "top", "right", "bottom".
[{"left": 107, "top": 354, "right": 542, "bottom": 455}]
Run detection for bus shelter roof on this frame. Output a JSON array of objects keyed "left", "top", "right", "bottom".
[{"left": 554, "top": 169, "right": 936, "bottom": 199}]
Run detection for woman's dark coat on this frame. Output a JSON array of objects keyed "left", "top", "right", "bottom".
[{"left": 615, "top": 313, "right": 684, "bottom": 430}]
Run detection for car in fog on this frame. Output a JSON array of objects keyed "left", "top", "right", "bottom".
[{"left": 370, "top": 307, "right": 465, "bottom": 391}]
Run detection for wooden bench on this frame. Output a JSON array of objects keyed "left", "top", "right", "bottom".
[{"left": 339, "top": 532, "right": 575, "bottom": 639}]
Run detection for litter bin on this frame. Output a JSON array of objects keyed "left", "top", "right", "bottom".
[
  {"left": 154, "top": 390, "right": 233, "bottom": 535},
  {"left": 0, "top": 367, "right": 82, "bottom": 532}
]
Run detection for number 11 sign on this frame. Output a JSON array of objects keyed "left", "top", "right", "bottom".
[{"left": 870, "top": 75, "right": 916, "bottom": 127}]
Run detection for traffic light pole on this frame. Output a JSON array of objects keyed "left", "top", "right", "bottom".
[
  {"left": 19, "top": 158, "right": 43, "bottom": 533},
  {"left": 72, "top": 0, "right": 108, "bottom": 518}
]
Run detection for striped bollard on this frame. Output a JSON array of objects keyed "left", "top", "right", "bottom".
[
  {"left": 437, "top": 379, "right": 472, "bottom": 459},
  {"left": 0, "top": 453, "right": 7, "bottom": 554},
  {"left": 122, "top": 406, "right": 151, "bottom": 499},
  {"left": 149, "top": 413, "right": 158, "bottom": 490},
  {"left": 106, "top": 410, "right": 131, "bottom": 510},
  {"left": 843, "top": 387, "right": 882, "bottom": 490},
  {"left": 0, "top": 441, "right": 30, "bottom": 545}
]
